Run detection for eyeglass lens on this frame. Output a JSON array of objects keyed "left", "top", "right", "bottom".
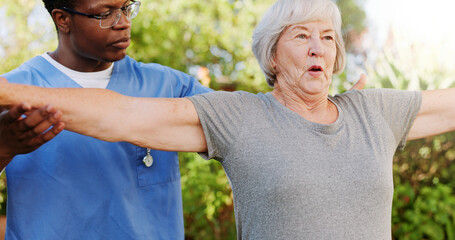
[{"left": 100, "top": 2, "right": 140, "bottom": 28}]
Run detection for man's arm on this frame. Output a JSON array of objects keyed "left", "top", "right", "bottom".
[
  {"left": 0, "top": 78, "right": 206, "bottom": 152},
  {"left": 408, "top": 88, "right": 455, "bottom": 140},
  {"left": 0, "top": 103, "right": 65, "bottom": 169}
]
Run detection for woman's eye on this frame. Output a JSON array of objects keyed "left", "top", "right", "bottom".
[
  {"left": 297, "top": 34, "right": 308, "bottom": 39},
  {"left": 323, "top": 36, "right": 334, "bottom": 41}
]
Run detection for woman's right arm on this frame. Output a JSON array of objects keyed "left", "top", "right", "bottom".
[{"left": 0, "top": 78, "right": 207, "bottom": 152}]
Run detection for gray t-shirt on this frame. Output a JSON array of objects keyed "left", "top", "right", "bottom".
[{"left": 189, "top": 89, "right": 421, "bottom": 240}]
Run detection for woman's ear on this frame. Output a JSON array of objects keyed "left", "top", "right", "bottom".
[
  {"left": 271, "top": 58, "right": 277, "bottom": 72},
  {"left": 51, "top": 9, "right": 72, "bottom": 34}
]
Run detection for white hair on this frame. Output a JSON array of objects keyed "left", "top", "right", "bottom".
[{"left": 252, "top": 0, "right": 346, "bottom": 87}]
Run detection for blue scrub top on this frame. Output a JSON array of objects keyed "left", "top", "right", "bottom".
[{"left": 1, "top": 56, "right": 212, "bottom": 240}]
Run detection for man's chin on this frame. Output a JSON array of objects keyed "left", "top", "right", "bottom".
[{"left": 104, "top": 52, "right": 127, "bottom": 62}]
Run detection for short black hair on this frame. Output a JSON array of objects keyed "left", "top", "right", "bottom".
[{"left": 42, "top": 0, "right": 77, "bottom": 15}]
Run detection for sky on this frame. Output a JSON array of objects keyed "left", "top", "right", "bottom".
[
  {"left": 364, "top": 0, "right": 455, "bottom": 67},
  {"left": 366, "top": 0, "right": 455, "bottom": 46},
  {"left": 343, "top": 0, "right": 455, "bottom": 88}
]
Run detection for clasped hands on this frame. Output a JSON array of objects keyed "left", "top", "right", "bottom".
[{"left": 0, "top": 78, "right": 64, "bottom": 167}]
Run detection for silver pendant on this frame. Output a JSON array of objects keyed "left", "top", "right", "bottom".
[{"left": 142, "top": 149, "right": 153, "bottom": 167}]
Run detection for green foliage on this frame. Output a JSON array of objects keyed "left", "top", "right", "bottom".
[
  {"left": 393, "top": 183, "right": 455, "bottom": 240},
  {"left": 130, "top": 0, "right": 274, "bottom": 93},
  {"left": 0, "top": 172, "right": 5, "bottom": 215},
  {"left": 179, "top": 153, "right": 235, "bottom": 240},
  {"left": 391, "top": 133, "right": 455, "bottom": 239},
  {"left": 0, "top": 0, "right": 57, "bottom": 73},
  {"left": 338, "top": 0, "right": 365, "bottom": 31}
]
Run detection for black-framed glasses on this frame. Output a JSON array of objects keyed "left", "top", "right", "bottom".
[{"left": 61, "top": 1, "right": 141, "bottom": 28}]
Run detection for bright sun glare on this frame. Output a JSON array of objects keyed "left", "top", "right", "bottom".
[{"left": 366, "top": 0, "right": 455, "bottom": 74}]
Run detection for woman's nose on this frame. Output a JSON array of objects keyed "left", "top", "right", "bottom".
[{"left": 308, "top": 38, "right": 324, "bottom": 57}]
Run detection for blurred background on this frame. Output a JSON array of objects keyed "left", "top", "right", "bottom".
[{"left": 1, "top": 0, "right": 455, "bottom": 239}]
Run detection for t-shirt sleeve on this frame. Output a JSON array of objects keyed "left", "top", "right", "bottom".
[
  {"left": 362, "top": 89, "right": 422, "bottom": 149},
  {"left": 188, "top": 91, "right": 246, "bottom": 161}
]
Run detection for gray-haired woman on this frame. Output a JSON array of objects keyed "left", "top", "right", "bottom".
[{"left": 1, "top": 0, "right": 454, "bottom": 239}]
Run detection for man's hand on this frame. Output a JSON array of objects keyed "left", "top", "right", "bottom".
[
  {"left": 0, "top": 103, "right": 65, "bottom": 169},
  {"left": 348, "top": 73, "right": 367, "bottom": 91}
]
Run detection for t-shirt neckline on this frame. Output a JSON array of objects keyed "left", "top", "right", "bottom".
[{"left": 264, "top": 92, "right": 344, "bottom": 134}]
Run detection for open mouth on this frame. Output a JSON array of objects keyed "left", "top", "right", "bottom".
[{"left": 308, "top": 65, "right": 323, "bottom": 72}]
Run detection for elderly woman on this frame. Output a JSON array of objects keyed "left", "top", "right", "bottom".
[{"left": 0, "top": 0, "right": 454, "bottom": 238}]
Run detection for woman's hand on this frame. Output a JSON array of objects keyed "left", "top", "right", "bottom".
[{"left": 348, "top": 74, "right": 367, "bottom": 91}]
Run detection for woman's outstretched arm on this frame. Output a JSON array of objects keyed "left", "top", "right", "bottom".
[
  {"left": 408, "top": 89, "right": 455, "bottom": 140},
  {"left": 0, "top": 78, "right": 207, "bottom": 152}
]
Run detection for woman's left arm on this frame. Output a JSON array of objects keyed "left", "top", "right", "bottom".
[
  {"left": 0, "top": 79, "right": 207, "bottom": 152},
  {"left": 408, "top": 89, "right": 455, "bottom": 140}
]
